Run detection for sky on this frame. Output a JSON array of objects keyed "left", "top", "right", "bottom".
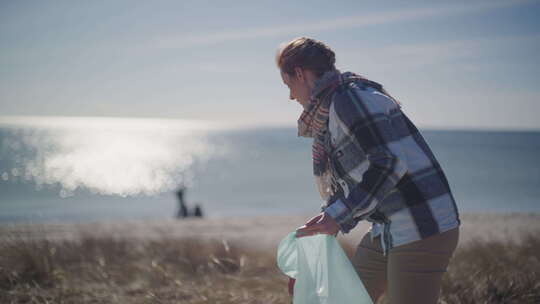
[{"left": 1, "top": 0, "right": 539, "bottom": 130}]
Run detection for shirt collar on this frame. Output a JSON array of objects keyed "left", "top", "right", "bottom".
[
  {"left": 310, "top": 69, "right": 342, "bottom": 100},
  {"left": 310, "top": 69, "right": 365, "bottom": 100}
]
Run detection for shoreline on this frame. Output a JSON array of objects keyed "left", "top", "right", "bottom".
[{"left": 1, "top": 212, "right": 539, "bottom": 249}]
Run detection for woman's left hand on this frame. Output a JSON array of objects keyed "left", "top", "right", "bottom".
[
  {"left": 288, "top": 277, "right": 295, "bottom": 296},
  {"left": 296, "top": 212, "right": 340, "bottom": 237}
]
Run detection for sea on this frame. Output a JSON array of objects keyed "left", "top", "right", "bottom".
[{"left": 1, "top": 116, "right": 539, "bottom": 223}]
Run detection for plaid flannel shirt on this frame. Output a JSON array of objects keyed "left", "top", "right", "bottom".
[{"left": 320, "top": 71, "right": 460, "bottom": 253}]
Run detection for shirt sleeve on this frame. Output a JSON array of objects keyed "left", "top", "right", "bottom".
[{"left": 323, "top": 86, "right": 408, "bottom": 233}]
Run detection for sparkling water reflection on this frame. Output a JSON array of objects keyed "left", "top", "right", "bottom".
[{"left": 0, "top": 116, "right": 225, "bottom": 197}]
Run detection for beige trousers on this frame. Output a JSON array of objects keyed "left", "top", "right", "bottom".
[{"left": 351, "top": 228, "right": 459, "bottom": 304}]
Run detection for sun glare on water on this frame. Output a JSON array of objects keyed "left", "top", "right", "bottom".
[{"left": 0, "top": 116, "right": 226, "bottom": 197}]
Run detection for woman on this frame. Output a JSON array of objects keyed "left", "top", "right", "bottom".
[{"left": 276, "top": 37, "right": 460, "bottom": 304}]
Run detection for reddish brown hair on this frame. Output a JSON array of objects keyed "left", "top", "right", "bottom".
[{"left": 276, "top": 37, "right": 336, "bottom": 77}]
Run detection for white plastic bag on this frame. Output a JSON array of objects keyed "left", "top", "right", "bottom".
[{"left": 277, "top": 231, "right": 372, "bottom": 304}]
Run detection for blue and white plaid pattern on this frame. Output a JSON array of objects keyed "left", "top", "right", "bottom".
[{"left": 320, "top": 73, "right": 460, "bottom": 252}]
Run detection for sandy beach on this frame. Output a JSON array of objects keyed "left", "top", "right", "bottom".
[{"left": 2, "top": 212, "right": 539, "bottom": 248}]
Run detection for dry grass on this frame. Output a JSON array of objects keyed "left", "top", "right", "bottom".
[
  {"left": 0, "top": 232, "right": 287, "bottom": 304},
  {"left": 1, "top": 230, "right": 539, "bottom": 304},
  {"left": 440, "top": 234, "right": 540, "bottom": 304}
]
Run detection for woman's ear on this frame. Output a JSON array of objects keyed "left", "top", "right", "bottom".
[{"left": 294, "top": 67, "right": 304, "bottom": 82}]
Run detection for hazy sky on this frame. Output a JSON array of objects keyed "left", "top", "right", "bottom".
[{"left": 1, "top": 0, "right": 539, "bottom": 130}]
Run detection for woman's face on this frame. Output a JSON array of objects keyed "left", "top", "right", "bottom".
[{"left": 280, "top": 68, "right": 315, "bottom": 111}]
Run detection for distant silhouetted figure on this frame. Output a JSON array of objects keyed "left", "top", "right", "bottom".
[
  {"left": 175, "top": 187, "right": 204, "bottom": 219},
  {"left": 194, "top": 204, "right": 204, "bottom": 217},
  {"left": 176, "top": 187, "right": 188, "bottom": 218}
]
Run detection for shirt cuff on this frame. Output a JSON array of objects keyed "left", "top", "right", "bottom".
[
  {"left": 323, "top": 198, "right": 354, "bottom": 233},
  {"left": 324, "top": 199, "right": 348, "bottom": 219}
]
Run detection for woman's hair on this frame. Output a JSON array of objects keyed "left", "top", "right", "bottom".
[
  {"left": 276, "top": 37, "right": 401, "bottom": 105},
  {"left": 276, "top": 37, "right": 336, "bottom": 77}
]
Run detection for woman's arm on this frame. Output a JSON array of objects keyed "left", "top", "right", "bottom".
[
  {"left": 296, "top": 85, "right": 407, "bottom": 237},
  {"left": 323, "top": 87, "right": 408, "bottom": 233}
]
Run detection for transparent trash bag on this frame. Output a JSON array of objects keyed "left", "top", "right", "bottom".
[{"left": 277, "top": 231, "right": 372, "bottom": 304}]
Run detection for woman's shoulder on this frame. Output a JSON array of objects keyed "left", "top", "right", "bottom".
[{"left": 330, "top": 81, "right": 399, "bottom": 123}]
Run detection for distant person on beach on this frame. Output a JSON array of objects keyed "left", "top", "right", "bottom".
[
  {"left": 193, "top": 204, "right": 204, "bottom": 217},
  {"left": 176, "top": 187, "right": 189, "bottom": 218},
  {"left": 176, "top": 187, "right": 204, "bottom": 219},
  {"left": 276, "top": 37, "right": 460, "bottom": 303}
]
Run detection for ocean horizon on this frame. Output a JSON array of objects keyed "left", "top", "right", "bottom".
[{"left": 1, "top": 116, "right": 539, "bottom": 224}]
